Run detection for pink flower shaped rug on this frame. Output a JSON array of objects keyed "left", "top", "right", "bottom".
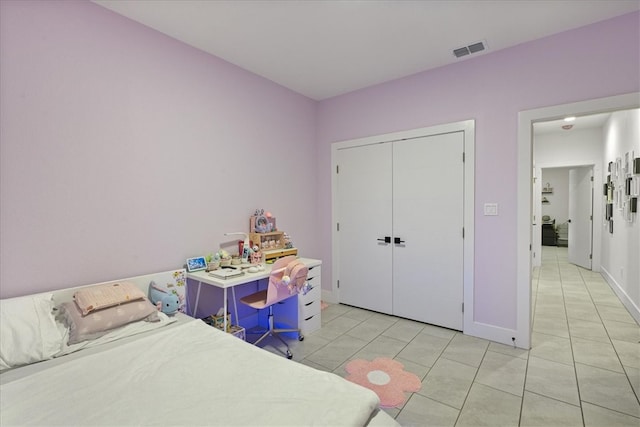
[{"left": 345, "top": 357, "right": 422, "bottom": 408}]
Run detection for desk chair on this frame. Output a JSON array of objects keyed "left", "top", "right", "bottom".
[{"left": 240, "top": 256, "right": 308, "bottom": 359}]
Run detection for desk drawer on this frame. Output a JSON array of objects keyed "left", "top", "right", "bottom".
[
  {"left": 306, "top": 272, "right": 321, "bottom": 289},
  {"left": 300, "top": 297, "right": 321, "bottom": 318},
  {"left": 306, "top": 264, "right": 321, "bottom": 280},
  {"left": 299, "top": 262, "right": 321, "bottom": 335},
  {"left": 299, "top": 282, "right": 320, "bottom": 305},
  {"left": 300, "top": 313, "right": 321, "bottom": 335}
]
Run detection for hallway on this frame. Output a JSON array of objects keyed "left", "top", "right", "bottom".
[{"left": 529, "top": 245, "right": 639, "bottom": 425}]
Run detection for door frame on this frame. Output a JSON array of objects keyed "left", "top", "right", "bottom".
[
  {"left": 517, "top": 92, "right": 639, "bottom": 349},
  {"left": 331, "top": 119, "right": 475, "bottom": 332},
  {"left": 533, "top": 164, "right": 599, "bottom": 270}
]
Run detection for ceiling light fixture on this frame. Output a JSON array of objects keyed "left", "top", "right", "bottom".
[{"left": 564, "top": 116, "right": 576, "bottom": 122}]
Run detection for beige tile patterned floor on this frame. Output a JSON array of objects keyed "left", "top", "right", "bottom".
[{"left": 259, "top": 246, "right": 640, "bottom": 426}]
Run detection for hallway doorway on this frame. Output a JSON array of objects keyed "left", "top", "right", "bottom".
[
  {"left": 532, "top": 115, "right": 605, "bottom": 271},
  {"left": 535, "top": 165, "right": 595, "bottom": 270},
  {"left": 516, "top": 92, "right": 640, "bottom": 349}
]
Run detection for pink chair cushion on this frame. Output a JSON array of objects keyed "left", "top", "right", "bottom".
[{"left": 240, "top": 290, "right": 268, "bottom": 309}]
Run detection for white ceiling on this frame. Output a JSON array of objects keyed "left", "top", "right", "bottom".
[
  {"left": 93, "top": 0, "right": 639, "bottom": 100},
  {"left": 533, "top": 112, "right": 612, "bottom": 135}
]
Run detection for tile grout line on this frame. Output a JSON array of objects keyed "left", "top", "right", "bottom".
[
  {"left": 556, "top": 249, "right": 586, "bottom": 427},
  {"left": 518, "top": 259, "right": 540, "bottom": 427},
  {"left": 300, "top": 246, "right": 637, "bottom": 424},
  {"left": 578, "top": 266, "right": 640, "bottom": 406},
  {"left": 450, "top": 340, "right": 490, "bottom": 426}
]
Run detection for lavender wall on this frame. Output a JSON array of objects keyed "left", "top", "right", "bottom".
[
  {"left": 1, "top": 1, "right": 638, "bottom": 335},
  {"left": 0, "top": 1, "right": 317, "bottom": 298},
  {"left": 317, "top": 12, "right": 640, "bottom": 330}
]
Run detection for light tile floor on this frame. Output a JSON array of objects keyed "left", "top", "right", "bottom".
[{"left": 261, "top": 246, "right": 639, "bottom": 426}]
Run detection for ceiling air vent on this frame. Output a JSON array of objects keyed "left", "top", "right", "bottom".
[
  {"left": 453, "top": 47, "right": 470, "bottom": 58},
  {"left": 453, "top": 40, "right": 487, "bottom": 58}
]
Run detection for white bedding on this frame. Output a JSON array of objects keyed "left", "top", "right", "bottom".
[
  {"left": 0, "top": 311, "right": 177, "bottom": 385},
  {"left": 1, "top": 319, "right": 385, "bottom": 426}
]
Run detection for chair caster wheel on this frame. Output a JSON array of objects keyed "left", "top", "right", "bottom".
[
  {"left": 286, "top": 351, "right": 293, "bottom": 359},
  {"left": 299, "top": 335, "right": 304, "bottom": 341}
]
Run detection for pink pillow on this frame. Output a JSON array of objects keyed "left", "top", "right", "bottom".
[
  {"left": 73, "top": 282, "right": 146, "bottom": 316},
  {"left": 58, "top": 299, "right": 159, "bottom": 344}
]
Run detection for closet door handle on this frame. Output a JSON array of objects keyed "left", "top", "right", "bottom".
[
  {"left": 377, "top": 236, "right": 391, "bottom": 243},
  {"left": 394, "top": 237, "right": 405, "bottom": 244}
]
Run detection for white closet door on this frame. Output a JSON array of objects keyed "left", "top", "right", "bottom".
[
  {"left": 392, "top": 132, "right": 464, "bottom": 330},
  {"left": 336, "top": 143, "right": 393, "bottom": 314}
]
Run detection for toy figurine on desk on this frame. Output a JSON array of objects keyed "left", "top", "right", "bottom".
[
  {"left": 283, "top": 232, "right": 293, "bottom": 249},
  {"left": 252, "top": 208, "right": 276, "bottom": 233},
  {"left": 218, "top": 249, "right": 232, "bottom": 267},
  {"left": 249, "top": 245, "right": 262, "bottom": 264},
  {"left": 246, "top": 246, "right": 265, "bottom": 273}
]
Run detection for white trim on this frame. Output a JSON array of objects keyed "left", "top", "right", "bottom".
[
  {"left": 517, "top": 92, "right": 640, "bottom": 350},
  {"left": 321, "top": 288, "right": 338, "bottom": 304},
  {"left": 461, "top": 120, "right": 476, "bottom": 336},
  {"left": 331, "top": 120, "right": 475, "bottom": 334},
  {"left": 464, "top": 321, "right": 520, "bottom": 348},
  {"left": 601, "top": 266, "right": 640, "bottom": 324}
]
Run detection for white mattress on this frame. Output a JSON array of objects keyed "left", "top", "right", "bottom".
[{"left": 1, "top": 318, "right": 392, "bottom": 426}]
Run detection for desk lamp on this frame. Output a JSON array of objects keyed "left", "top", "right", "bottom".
[{"left": 224, "top": 232, "right": 250, "bottom": 263}]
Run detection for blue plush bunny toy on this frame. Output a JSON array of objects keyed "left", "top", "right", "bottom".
[{"left": 148, "top": 281, "right": 180, "bottom": 316}]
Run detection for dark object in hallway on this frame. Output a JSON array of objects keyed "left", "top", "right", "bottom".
[{"left": 542, "top": 223, "right": 557, "bottom": 246}]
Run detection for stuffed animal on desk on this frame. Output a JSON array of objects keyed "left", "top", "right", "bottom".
[
  {"left": 148, "top": 281, "right": 180, "bottom": 316},
  {"left": 249, "top": 245, "right": 262, "bottom": 264}
]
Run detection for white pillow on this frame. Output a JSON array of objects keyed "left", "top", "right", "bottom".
[{"left": 0, "top": 293, "right": 63, "bottom": 371}]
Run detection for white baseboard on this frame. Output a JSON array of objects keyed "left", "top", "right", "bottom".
[
  {"left": 321, "top": 288, "right": 530, "bottom": 349},
  {"left": 463, "top": 321, "right": 529, "bottom": 350},
  {"left": 321, "top": 289, "right": 338, "bottom": 304},
  {"left": 600, "top": 267, "right": 640, "bottom": 324}
]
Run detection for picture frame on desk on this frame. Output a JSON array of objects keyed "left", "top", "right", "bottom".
[{"left": 186, "top": 256, "right": 207, "bottom": 272}]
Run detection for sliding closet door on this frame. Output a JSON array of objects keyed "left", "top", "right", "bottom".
[
  {"left": 336, "top": 143, "right": 393, "bottom": 314},
  {"left": 392, "top": 132, "right": 464, "bottom": 330}
]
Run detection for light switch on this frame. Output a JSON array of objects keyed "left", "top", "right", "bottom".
[{"left": 484, "top": 203, "right": 498, "bottom": 216}]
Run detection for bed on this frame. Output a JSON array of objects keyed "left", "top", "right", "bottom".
[{"left": 0, "top": 269, "right": 399, "bottom": 426}]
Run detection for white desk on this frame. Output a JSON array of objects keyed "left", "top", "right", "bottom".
[{"left": 186, "top": 258, "right": 321, "bottom": 331}]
